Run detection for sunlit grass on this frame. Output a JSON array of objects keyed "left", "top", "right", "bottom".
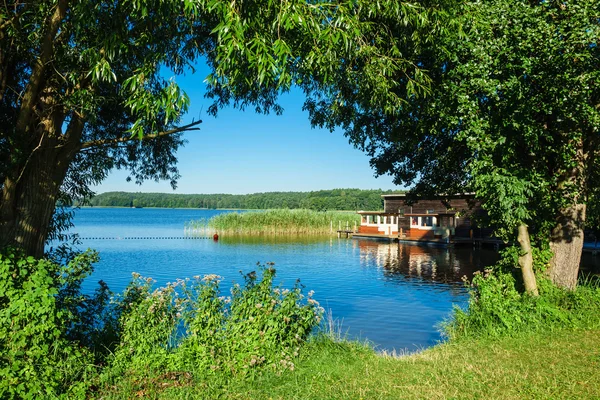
[
  {"left": 99, "top": 329, "right": 600, "bottom": 399},
  {"left": 185, "top": 209, "right": 361, "bottom": 236}
]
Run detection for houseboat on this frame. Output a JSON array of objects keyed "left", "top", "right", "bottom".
[{"left": 356, "top": 193, "right": 493, "bottom": 243}]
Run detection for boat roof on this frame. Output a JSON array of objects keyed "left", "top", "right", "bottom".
[{"left": 381, "top": 192, "right": 476, "bottom": 199}]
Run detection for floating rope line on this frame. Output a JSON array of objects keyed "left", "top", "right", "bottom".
[{"left": 79, "top": 236, "right": 211, "bottom": 240}]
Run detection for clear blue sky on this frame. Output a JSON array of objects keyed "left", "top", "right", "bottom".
[{"left": 95, "top": 62, "right": 403, "bottom": 195}]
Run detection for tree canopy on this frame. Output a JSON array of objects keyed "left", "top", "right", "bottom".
[
  {"left": 2, "top": 0, "right": 597, "bottom": 291},
  {"left": 1, "top": 0, "right": 435, "bottom": 257},
  {"left": 1, "top": 0, "right": 210, "bottom": 256},
  {"left": 206, "top": 0, "right": 600, "bottom": 289}
]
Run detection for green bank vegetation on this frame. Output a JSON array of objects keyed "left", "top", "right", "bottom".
[
  {"left": 0, "top": 251, "right": 322, "bottom": 398},
  {"left": 84, "top": 189, "right": 392, "bottom": 211},
  {"left": 2, "top": 246, "right": 600, "bottom": 399},
  {"left": 185, "top": 209, "right": 361, "bottom": 236},
  {"left": 101, "top": 330, "right": 600, "bottom": 400},
  {"left": 101, "top": 264, "right": 600, "bottom": 399}
]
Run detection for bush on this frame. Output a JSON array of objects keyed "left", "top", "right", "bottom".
[
  {"left": 1, "top": 249, "right": 323, "bottom": 396},
  {"left": 105, "top": 264, "right": 323, "bottom": 380},
  {"left": 445, "top": 267, "right": 600, "bottom": 340},
  {"left": 0, "top": 249, "right": 98, "bottom": 399}
]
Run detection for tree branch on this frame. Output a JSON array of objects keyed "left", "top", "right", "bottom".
[
  {"left": 79, "top": 119, "right": 202, "bottom": 149},
  {"left": 15, "top": 0, "right": 67, "bottom": 135}
]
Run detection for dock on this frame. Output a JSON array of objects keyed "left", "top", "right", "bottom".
[
  {"left": 336, "top": 230, "right": 356, "bottom": 238},
  {"left": 349, "top": 233, "right": 505, "bottom": 249}
]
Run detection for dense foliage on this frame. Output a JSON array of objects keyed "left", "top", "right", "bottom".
[
  {"left": 289, "top": 0, "right": 598, "bottom": 290},
  {"left": 0, "top": 250, "right": 100, "bottom": 398},
  {"left": 107, "top": 266, "right": 322, "bottom": 380},
  {"left": 86, "top": 189, "right": 392, "bottom": 211},
  {"left": 0, "top": 0, "right": 211, "bottom": 256},
  {"left": 445, "top": 266, "right": 600, "bottom": 340},
  {"left": 1, "top": 0, "right": 434, "bottom": 257},
  {"left": 0, "top": 249, "right": 322, "bottom": 398}
]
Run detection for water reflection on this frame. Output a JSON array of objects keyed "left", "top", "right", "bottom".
[
  {"left": 356, "top": 240, "right": 500, "bottom": 284},
  {"left": 68, "top": 208, "right": 600, "bottom": 352},
  {"left": 219, "top": 234, "right": 331, "bottom": 246}
]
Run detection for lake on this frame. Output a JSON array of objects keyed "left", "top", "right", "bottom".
[{"left": 66, "top": 207, "right": 499, "bottom": 352}]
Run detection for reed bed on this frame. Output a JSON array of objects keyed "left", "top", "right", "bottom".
[{"left": 185, "top": 209, "right": 361, "bottom": 236}]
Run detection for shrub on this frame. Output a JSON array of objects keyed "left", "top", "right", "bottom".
[
  {"left": 105, "top": 265, "right": 323, "bottom": 380},
  {"left": 0, "top": 250, "right": 323, "bottom": 396},
  {"left": 445, "top": 266, "right": 600, "bottom": 340},
  {"left": 0, "top": 249, "right": 97, "bottom": 399},
  {"left": 108, "top": 274, "right": 182, "bottom": 374}
]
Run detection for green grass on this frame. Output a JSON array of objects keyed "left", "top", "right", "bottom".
[
  {"left": 98, "top": 275, "right": 600, "bottom": 399},
  {"left": 185, "top": 209, "right": 361, "bottom": 236},
  {"left": 98, "top": 329, "right": 600, "bottom": 399}
]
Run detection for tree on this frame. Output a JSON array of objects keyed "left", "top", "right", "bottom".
[
  {"left": 211, "top": 0, "right": 600, "bottom": 289},
  {"left": 1, "top": 0, "right": 438, "bottom": 257},
  {"left": 0, "top": 0, "right": 209, "bottom": 257},
  {"left": 419, "top": 1, "right": 597, "bottom": 290},
  {"left": 245, "top": 0, "right": 599, "bottom": 290},
  {"left": 450, "top": 0, "right": 600, "bottom": 291}
]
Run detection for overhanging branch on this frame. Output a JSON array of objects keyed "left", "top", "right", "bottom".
[{"left": 79, "top": 120, "right": 202, "bottom": 149}]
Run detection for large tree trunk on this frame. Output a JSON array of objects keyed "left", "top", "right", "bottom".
[
  {"left": 517, "top": 223, "right": 538, "bottom": 296},
  {"left": 0, "top": 0, "right": 73, "bottom": 258},
  {"left": 547, "top": 133, "right": 587, "bottom": 290},
  {"left": 548, "top": 203, "right": 586, "bottom": 290},
  {"left": 0, "top": 144, "right": 74, "bottom": 258},
  {"left": 0, "top": 111, "right": 82, "bottom": 257}
]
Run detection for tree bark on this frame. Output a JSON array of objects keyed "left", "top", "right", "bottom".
[
  {"left": 517, "top": 223, "right": 538, "bottom": 296},
  {"left": 547, "top": 134, "right": 587, "bottom": 290},
  {"left": 15, "top": 0, "right": 67, "bottom": 135},
  {"left": 0, "top": 109, "right": 83, "bottom": 257},
  {"left": 0, "top": 142, "right": 74, "bottom": 258},
  {"left": 548, "top": 203, "right": 586, "bottom": 290}
]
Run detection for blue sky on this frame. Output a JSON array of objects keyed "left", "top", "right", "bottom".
[{"left": 95, "top": 63, "right": 402, "bottom": 195}]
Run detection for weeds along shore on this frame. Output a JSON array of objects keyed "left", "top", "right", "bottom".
[
  {"left": 184, "top": 209, "right": 362, "bottom": 236},
  {"left": 2, "top": 248, "right": 600, "bottom": 399}
]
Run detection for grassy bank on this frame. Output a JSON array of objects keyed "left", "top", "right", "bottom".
[
  {"left": 185, "top": 209, "right": 361, "bottom": 236},
  {"left": 99, "top": 270, "right": 600, "bottom": 399},
  {"left": 5, "top": 248, "right": 600, "bottom": 399},
  {"left": 99, "top": 329, "right": 600, "bottom": 399}
]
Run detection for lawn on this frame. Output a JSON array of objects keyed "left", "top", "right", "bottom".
[{"left": 100, "top": 329, "right": 600, "bottom": 399}]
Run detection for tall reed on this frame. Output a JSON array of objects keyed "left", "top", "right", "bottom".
[{"left": 185, "top": 209, "right": 361, "bottom": 236}]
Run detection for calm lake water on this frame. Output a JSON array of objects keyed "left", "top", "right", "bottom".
[{"left": 66, "top": 208, "right": 499, "bottom": 352}]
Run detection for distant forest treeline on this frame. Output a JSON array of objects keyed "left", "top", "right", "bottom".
[{"left": 83, "top": 189, "right": 401, "bottom": 210}]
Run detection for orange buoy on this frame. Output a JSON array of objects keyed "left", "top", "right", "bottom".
[{"left": 213, "top": 233, "right": 219, "bottom": 241}]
